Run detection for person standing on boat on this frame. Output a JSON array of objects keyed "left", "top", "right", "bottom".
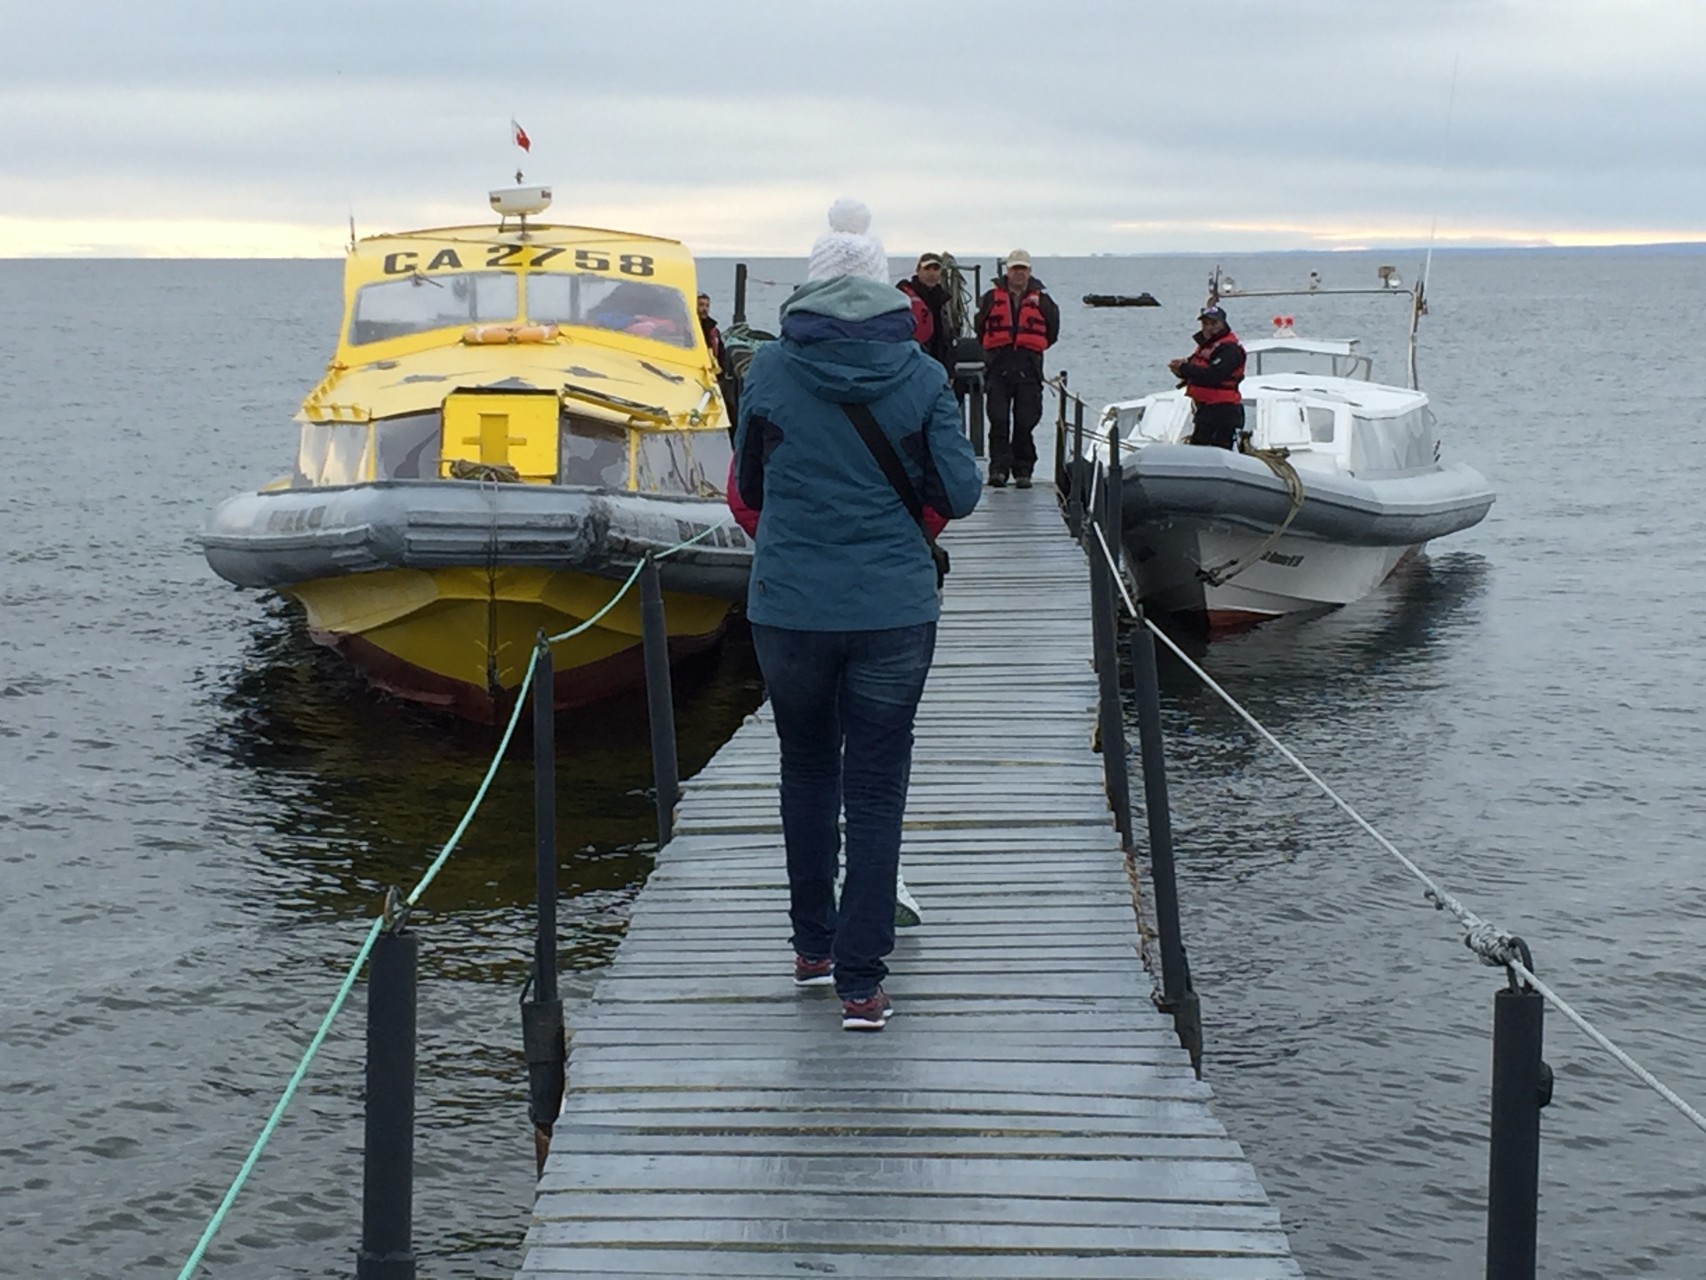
[
  {"left": 974, "top": 250, "right": 1060, "bottom": 488},
  {"left": 730, "top": 197, "right": 982, "bottom": 1032},
  {"left": 1169, "top": 304, "right": 1246, "bottom": 450},
  {"left": 897, "top": 253, "right": 957, "bottom": 378},
  {"left": 699, "top": 291, "right": 742, "bottom": 431},
  {"left": 698, "top": 292, "right": 731, "bottom": 376}
]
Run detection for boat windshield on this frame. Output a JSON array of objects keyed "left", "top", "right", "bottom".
[
  {"left": 526, "top": 273, "right": 694, "bottom": 349},
  {"left": 348, "top": 271, "right": 519, "bottom": 345}
]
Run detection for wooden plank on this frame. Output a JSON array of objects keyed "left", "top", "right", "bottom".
[
  {"left": 521, "top": 1253, "right": 1305, "bottom": 1279},
  {"left": 533, "top": 1190, "right": 1280, "bottom": 1230},
  {"left": 536, "top": 1153, "right": 1270, "bottom": 1200}
]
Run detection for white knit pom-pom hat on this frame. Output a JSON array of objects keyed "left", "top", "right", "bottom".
[{"left": 806, "top": 197, "right": 890, "bottom": 282}]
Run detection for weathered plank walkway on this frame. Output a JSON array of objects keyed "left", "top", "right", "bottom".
[{"left": 518, "top": 488, "right": 1301, "bottom": 1278}]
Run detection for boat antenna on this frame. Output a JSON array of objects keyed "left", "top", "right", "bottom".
[
  {"left": 347, "top": 210, "right": 357, "bottom": 253},
  {"left": 1412, "top": 54, "right": 1460, "bottom": 389}
]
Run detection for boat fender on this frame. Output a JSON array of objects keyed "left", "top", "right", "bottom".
[{"left": 463, "top": 323, "right": 561, "bottom": 345}]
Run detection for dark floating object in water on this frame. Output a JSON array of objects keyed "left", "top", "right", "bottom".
[{"left": 1083, "top": 292, "right": 1160, "bottom": 307}]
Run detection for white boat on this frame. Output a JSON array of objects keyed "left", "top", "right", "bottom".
[{"left": 1095, "top": 274, "right": 1494, "bottom": 629}]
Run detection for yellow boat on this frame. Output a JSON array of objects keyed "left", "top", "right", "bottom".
[{"left": 202, "top": 185, "right": 749, "bottom": 721}]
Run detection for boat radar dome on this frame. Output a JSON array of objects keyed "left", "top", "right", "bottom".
[{"left": 489, "top": 184, "right": 553, "bottom": 217}]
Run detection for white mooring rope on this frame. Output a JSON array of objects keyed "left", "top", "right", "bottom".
[{"left": 1086, "top": 521, "right": 1706, "bottom": 1138}]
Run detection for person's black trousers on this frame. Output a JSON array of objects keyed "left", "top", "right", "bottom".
[
  {"left": 1189, "top": 402, "right": 1244, "bottom": 450},
  {"left": 986, "top": 374, "right": 1044, "bottom": 477}
]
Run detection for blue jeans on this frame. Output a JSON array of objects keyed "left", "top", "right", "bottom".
[{"left": 750, "top": 622, "right": 937, "bottom": 1000}]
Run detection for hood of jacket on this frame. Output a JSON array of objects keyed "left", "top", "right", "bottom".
[{"left": 773, "top": 275, "right": 923, "bottom": 405}]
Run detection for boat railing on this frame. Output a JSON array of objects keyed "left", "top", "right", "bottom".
[{"left": 1054, "top": 389, "right": 1706, "bottom": 1280}]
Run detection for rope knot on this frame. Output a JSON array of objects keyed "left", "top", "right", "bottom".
[{"left": 1463, "top": 922, "right": 1522, "bottom": 969}]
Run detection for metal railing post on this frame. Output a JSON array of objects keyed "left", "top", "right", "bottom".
[
  {"left": 1486, "top": 947, "right": 1551, "bottom": 1280},
  {"left": 1106, "top": 427, "right": 1123, "bottom": 574},
  {"left": 357, "top": 903, "right": 417, "bottom": 1280},
  {"left": 968, "top": 374, "right": 986, "bottom": 457},
  {"left": 732, "top": 262, "right": 748, "bottom": 326},
  {"left": 1053, "top": 372, "right": 1069, "bottom": 494},
  {"left": 1128, "top": 611, "right": 1201, "bottom": 1076},
  {"left": 521, "top": 638, "right": 565, "bottom": 1174},
  {"left": 1066, "top": 399, "right": 1086, "bottom": 539},
  {"left": 1088, "top": 507, "right": 1133, "bottom": 848},
  {"left": 639, "top": 555, "right": 681, "bottom": 846}
]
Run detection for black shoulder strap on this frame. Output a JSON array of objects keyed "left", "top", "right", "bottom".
[{"left": 838, "top": 403, "right": 927, "bottom": 532}]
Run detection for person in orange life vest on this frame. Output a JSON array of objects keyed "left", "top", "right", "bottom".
[
  {"left": 1168, "top": 304, "right": 1246, "bottom": 450},
  {"left": 973, "top": 250, "right": 1060, "bottom": 489},
  {"left": 897, "top": 253, "right": 956, "bottom": 378}
]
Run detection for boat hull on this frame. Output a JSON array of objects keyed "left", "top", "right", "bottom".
[
  {"left": 288, "top": 564, "right": 729, "bottom": 722},
  {"left": 203, "top": 481, "right": 749, "bottom": 720},
  {"left": 1125, "top": 521, "right": 1418, "bottom": 628},
  {"left": 1120, "top": 444, "right": 1492, "bottom": 627}
]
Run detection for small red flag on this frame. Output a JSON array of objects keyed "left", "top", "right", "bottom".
[{"left": 512, "top": 119, "right": 531, "bottom": 152}]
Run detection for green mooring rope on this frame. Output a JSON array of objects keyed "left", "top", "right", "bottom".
[{"left": 176, "top": 517, "right": 734, "bottom": 1277}]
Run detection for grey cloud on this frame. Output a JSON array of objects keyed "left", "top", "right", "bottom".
[{"left": 4, "top": 0, "right": 1704, "bottom": 253}]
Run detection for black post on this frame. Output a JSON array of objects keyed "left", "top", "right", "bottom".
[
  {"left": 1105, "top": 428, "right": 1124, "bottom": 575},
  {"left": 1088, "top": 515, "right": 1133, "bottom": 848},
  {"left": 1128, "top": 613, "right": 1201, "bottom": 1076},
  {"left": 1486, "top": 954, "right": 1549, "bottom": 1280},
  {"left": 639, "top": 555, "right": 681, "bottom": 846},
  {"left": 1052, "top": 372, "right": 1069, "bottom": 494},
  {"left": 1067, "top": 400, "right": 1086, "bottom": 539},
  {"left": 733, "top": 262, "right": 748, "bottom": 326},
  {"left": 521, "top": 637, "right": 565, "bottom": 1173},
  {"left": 968, "top": 375, "right": 986, "bottom": 458},
  {"left": 357, "top": 914, "right": 417, "bottom": 1280}
]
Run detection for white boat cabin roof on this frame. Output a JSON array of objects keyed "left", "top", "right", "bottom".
[
  {"left": 1240, "top": 373, "right": 1424, "bottom": 415},
  {"left": 1243, "top": 337, "right": 1359, "bottom": 358}
]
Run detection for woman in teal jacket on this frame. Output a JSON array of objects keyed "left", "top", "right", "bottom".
[{"left": 730, "top": 199, "right": 982, "bottom": 1030}]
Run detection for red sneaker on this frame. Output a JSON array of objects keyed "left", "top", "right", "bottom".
[
  {"left": 840, "top": 987, "right": 893, "bottom": 1031},
  {"left": 793, "top": 954, "right": 834, "bottom": 987}
]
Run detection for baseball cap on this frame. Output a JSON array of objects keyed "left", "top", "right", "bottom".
[
  {"left": 1006, "top": 249, "right": 1032, "bottom": 268},
  {"left": 1199, "top": 304, "right": 1227, "bottom": 321}
]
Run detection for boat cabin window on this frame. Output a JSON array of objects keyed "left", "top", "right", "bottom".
[
  {"left": 526, "top": 273, "right": 694, "bottom": 349},
  {"left": 559, "top": 416, "right": 630, "bottom": 489},
  {"left": 348, "top": 272, "right": 518, "bottom": 345},
  {"left": 1125, "top": 398, "right": 1190, "bottom": 444},
  {"left": 636, "top": 430, "right": 732, "bottom": 497},
  {"left": 1306, "top": 405, "right": 1337, "bottom": 443},
  {"left": 1248, "top": 347, "right": 1372, "bottom": 380}
]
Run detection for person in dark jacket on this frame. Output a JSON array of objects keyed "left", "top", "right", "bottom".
[
  {"left": 731, "top": 198, "right": 982, "bottom": 1031},
  {"left": 1168, "top": 304, "right": 1246, "bottom": 449},
  {"left": 698, "top": 292, "right": 731, "bottom": 376},
  {"left": 897, "top": 252, "right": 956, "bottom": 377},
  {"left": 974, "top": 250, "right": 1060, "bottom": 488},
  {"left": 699, "top": 291, "right": 742, "bottom": 432}
]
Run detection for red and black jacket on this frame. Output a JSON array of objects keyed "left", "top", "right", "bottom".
[{"left": 1178, "top": 329, "right": 1245, "bottom": 405}]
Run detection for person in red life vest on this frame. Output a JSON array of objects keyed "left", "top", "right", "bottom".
[
  {"left": 1168, "top": 304, "right": 1246, "bottom": 450},
  {"left": 973, "top": 249, "right": 1060, "bottom": 488},
  {"left": 897, "top": 253, "right": 956, "bottom": 378}
]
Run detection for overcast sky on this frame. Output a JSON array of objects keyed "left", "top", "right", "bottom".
[{"left": 3, "top": 0, "right": 1703, "bottom": 257}]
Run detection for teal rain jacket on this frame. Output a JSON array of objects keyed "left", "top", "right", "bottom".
[{"left": 732, "top": 276, "right": 982, "bottom": 631}]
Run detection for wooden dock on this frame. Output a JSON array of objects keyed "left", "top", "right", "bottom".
[{"left": 517, "top": 491, "right": 1302, "bottom": 1278}]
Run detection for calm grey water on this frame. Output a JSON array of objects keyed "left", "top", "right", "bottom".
[{"left": 1, "top": 250, "right": 1703, "bottom": 1278}]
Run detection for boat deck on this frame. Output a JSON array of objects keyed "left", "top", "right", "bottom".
[{"left": 515, "top": 487, "right": 1302, "bottom": 1278}]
